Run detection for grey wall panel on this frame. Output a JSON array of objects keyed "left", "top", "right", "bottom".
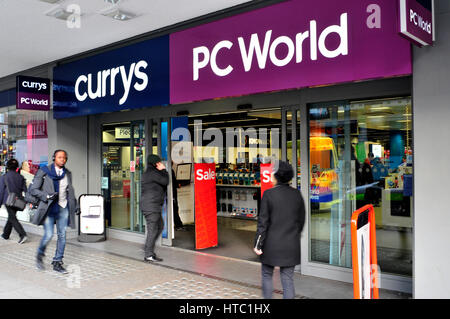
[
  {"left": 53, "top": 115, "right": 89, "bottom": 198},
  {"left": 413, "top": 0, "right": 450, "bottom": 298},
  {"left": 88, "top": 115, "right": 102, "bottom": 195}
]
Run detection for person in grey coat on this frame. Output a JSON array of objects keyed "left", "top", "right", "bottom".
[
  {"left": 140, "top": 154, "right": 169, "bottom": 262},
  {"left": 30, "top": 150, "right": 78, "bottom": 274},
  {"left": 254, "top": 161, "right": 305, "bottom": 299}
]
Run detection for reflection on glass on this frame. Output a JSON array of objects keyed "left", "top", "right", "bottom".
[
  {"left": 101, "top": 122, "right": 146, "bottom": 232},
  {"left": 0, "top": 109, "right": 49, "bottom": 170},
  {"left": 0, "top": 107, "right": 49, "bottom": 222},
  {"left": 309, "top": 98, "right": 413, "bottom": 276}
]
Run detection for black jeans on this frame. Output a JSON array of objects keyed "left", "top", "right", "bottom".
[
  {"left": 261, "top": 264, "right": 296, "bottom": 299},
  {"left": 2, "top": 206, "right": 26, "bottom": 239},
  {"left": 144, "top": 211, "right": 164, "bottom": 258}
]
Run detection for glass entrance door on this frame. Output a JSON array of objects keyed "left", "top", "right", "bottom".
[{"left": 102, "top": 121, "right": 146, "bottom": 233}]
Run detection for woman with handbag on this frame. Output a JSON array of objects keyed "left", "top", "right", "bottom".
[{"left": 0, "top": 158, "right": 28, "bottom": 244}]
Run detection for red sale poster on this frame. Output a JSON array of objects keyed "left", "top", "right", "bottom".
[
  {"left": 260, "top": 163, "right": 273, "bottom": 198},
  {"left": 194, "top": 163, "right": 218, "bottom": 250},
  {"left": 122, "top": 180, "right": 130, "bottom": 198}
]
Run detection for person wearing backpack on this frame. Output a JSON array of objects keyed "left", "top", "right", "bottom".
[
  {"left": 30, "top": 150, "right": 78, "bottom": 274},
  {"left": 0, "top": 158, "right": 28, "bottom": 244}
]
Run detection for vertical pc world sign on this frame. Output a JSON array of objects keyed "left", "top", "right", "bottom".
[
  {"left": 399, "top": 0, "right": 434, "bottom": 46},
  {"left": 16, "top": 76, "right": 50, "bottom": 111}
]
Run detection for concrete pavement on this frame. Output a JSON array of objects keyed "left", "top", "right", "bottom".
[{"left": 0, "top": 227, "right": 411, "bottom": 299}]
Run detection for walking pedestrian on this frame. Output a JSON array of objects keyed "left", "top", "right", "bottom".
[
  {"left": 141, "top": 154, "right": 169, "bottom": 262},
  {"left": 253, "top": 160, "right": 305, "bottom": 299},
  {"left": 30, "top": 150, "right": 78, "bottom": 274},
  {"left": 0, "top": 159, "right": 28, "bottom": 244}
]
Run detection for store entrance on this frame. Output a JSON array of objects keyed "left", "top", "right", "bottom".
[
  {"left": 171, "top": 107, "right": 300, "bottom": 262},
  {"left": 101, "top": 121, "right": 146, "bottom": 232}
]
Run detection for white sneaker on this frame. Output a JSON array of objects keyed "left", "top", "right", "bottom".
[
  {"left": 144, "top": 255, "right": 163, "bottom": 262},
  {"left": 18, "top": 236, "right": 28, "bottom": 244}
]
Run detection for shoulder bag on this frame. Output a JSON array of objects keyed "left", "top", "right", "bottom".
[{"left": 4, "top": 176, "right": 27, "bottom": 211}]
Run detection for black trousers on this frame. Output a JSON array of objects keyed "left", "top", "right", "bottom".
[
  {"left": 144, "top": 211, "right": 164, "bottom": 258},
  {"left": 2, "top": 206, "right": 26, "bottom": 239}
]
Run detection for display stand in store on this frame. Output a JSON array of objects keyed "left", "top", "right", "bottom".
[{"left": 216, "top": 184, "right": 259, "bottom": 220}]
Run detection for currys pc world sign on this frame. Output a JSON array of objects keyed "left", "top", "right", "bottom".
[
  {"left": 53, "top": 36, "right": 169, "bottom": 119},
  {"left": 16, "top": 76, "right": 50, "bottom": 111},
  {"left": 170, "top": 0, "right": 412, "bottom": 104},
  {"left": 399, "top": 0, "right": 434, "bottom": 47},
  {"left": 192, "top": 12, "right": 349, "bottom": 82}
]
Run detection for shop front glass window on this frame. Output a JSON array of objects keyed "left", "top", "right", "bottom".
[
  {"left": 101, "top": 122, "right": 146, "bottom": 232},
  {"left": 309, "top": 97, "right": 413, "bottom": 276},
  {"left": 0, "top": 106, "right": 49, "bottom": 222}
]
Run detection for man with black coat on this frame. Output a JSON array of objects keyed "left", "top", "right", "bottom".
[
  {"left": 141, "top": 154, "right": 169, "bottom": 262},
  {"left": 0, "top": 159, "right": 28, "bottom": 244},
  {"left": 254, "top": 160, "right": 305, "bottom": 299}
]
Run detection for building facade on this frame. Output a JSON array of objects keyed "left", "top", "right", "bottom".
[{"left": 0, "top": 0, "right": 447, "bottom": 298}]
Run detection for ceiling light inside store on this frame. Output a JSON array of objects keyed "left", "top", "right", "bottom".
[
  {"left": 366, "top": 115, "right": 386, "bottom": 119},
  {"left": 370, "top": 106, "right": 391, "bottom": 111},
  {"left": 365, "top": 110, "right": 394, "bottom": 117}
]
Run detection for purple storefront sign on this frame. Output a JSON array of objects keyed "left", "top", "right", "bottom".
[
  {"left": 170, "top": 0, "right": 412, "bottom": 105},
  {"left": 399, "top": 0, "right": 433, "bottom": 46},
  {"left": 16, "top": 76, "right": 50, "bottom": 111},
  {"left": 17, "top": 92, "right": 50, "bottom": 111}
]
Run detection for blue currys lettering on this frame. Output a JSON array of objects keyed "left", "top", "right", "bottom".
[{"left": 75, "top": 60, "right": 148, "bottom": 105}]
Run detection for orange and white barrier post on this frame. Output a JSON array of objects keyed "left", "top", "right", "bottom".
[{"left": 351, "top": 204, "right": 379, "bottom": 299}]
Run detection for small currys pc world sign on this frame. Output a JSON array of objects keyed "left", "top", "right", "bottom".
[
  {"left": 16, "top": 76, "right": 50, "bottom": 111},
  {"left": 399, "top": 0, "right": 434, "bottom": 47}
]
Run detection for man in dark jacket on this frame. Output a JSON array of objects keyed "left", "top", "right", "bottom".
[
  {"left": 141, "top": 154, "right": 169, "bottom": 262},
  {"left": 30, "top": 150, "right": 78, "bottom": 274},
  {"left": 254, "top": 161, "right": 305, "bottom": 299},
  {"left": 0, "top": 159, "right": 28, "bottom": 244}
]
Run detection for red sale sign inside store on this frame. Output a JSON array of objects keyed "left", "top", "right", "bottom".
[
  {"left": 194, "top": 163, "right": 218, "bottom": 249},
  {"left": 260, "top": 163, "right": 273, "bottom": 198},
  {"left": 123, "top": 180, "right": 130, "bottom": 198}
]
